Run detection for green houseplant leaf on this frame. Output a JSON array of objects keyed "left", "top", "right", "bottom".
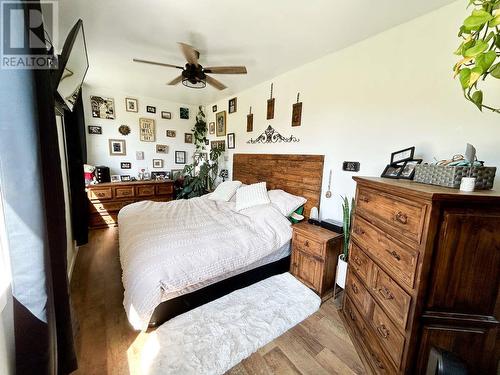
[
  {"left": 464, "top": 40, "right": 489, "bottom": 57},
  {"left": 463, "top": 9, "right": 494, "bottom": 29},
  {"left": 471, "top": 90, "right": 484, "bottom": 110},
  {"left": 476, "top": 51, "right": 497, "bottom": 72}
]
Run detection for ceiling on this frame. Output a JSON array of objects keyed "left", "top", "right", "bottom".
[{"left": 57, "top": 0, "right": 456, "bottom": 105}]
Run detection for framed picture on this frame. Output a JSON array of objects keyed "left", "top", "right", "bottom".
[
  {"left": 91, "top": 96, "right": 115, "bottom": 119},
  {"left": 209, "top": 122, "right": 215, "bottom": 135},
  {"left": 212, "top": 105, "right": 217, "bottom": 113},
  {"left": 156, "top": 144, "right": 168, "bottom": 154},
  {"left": 391, "top": 146, "right": 415, "bottom": 164},
  {"left": 146, "top": 106, "right": 156, "bottom": 114},
  {"left": 184, "top": 133, "right": 193, "bottom": 143},
  {"left": 204, "top": 139, "right": 209, "bottom": 145},
  {"left": 180, "top": 107, "right": 189, "bottom": 119},
  {"left": 247, "top": 114, "right": 253, "bottom": 132},
  {"left": 120, "top": 175, "right": 131, "bottom": 182},
  {"left": 125, "top": 98, "right": 138, "bottom": 112},
  {"left": 151, "top": 171, "right": 170, "bottom": 181},
  {"left": 381, "top": 164, "right": 404, "bottom": 179},
  {"left": 88, "top": 125, "right": 102, "bottom": 134},
  {"left": 161, "top": 111, "right": 171, "bottom": 119},
  {"left": 216, "top": 111, "right": 226, "bottom": 137},
  {"left": 120, "top": 162, "right": 131, "bottom": 169},
  {"left": 211, "top": 140, "right": 225, "bottom": 151},
  {"left": 193, "top": 152, "right": 208, "bottom": 164},
  {"left": 139, "top": 118, "right": 155, "bottom": 142},
  {"left": 110, "top": 175, "right": 121, "bottom": 183},
  {"left": 108, "top": 139, "right": 126, "bottom": 156},
  {"left": 166, "top": 130, "right": 176, "bottom": 138},
  {"left": 175, "top": 151, "right": 186, "bottom": 164},
  {"left": 228, "top": 97, "right": 237, "bottom": 113},
  {"left": 291, "top": 102, "right": 302, "bottom": 127},
  {"left": 171, "top": 169, "right": 184, "bottom": 180},
  {"left": 152, "top": 159, "right": 164, "bottom": 168},
  {"left": 400, "top": 159, "right": 423, "bottom": 180},
  {"left": 267, "top": 98, "right": 275, "bottom": 120},
  {"left": 227, "top": 133, "right": 235, "bottom": 149},
  {"left": 136, "top": 151, "right": 144, "bottom": 160}
]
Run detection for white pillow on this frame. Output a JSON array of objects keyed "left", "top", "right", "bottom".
[
  {"left": 268, "top": 189, "right": 307, "bottom": 217},
  {"left": 235, "top": 182, "right": 270, "bottom": 211},
  {"left": 208, "top": 180, "right": 242, "bottom": 202},
  {"left": 229, "top": 183, "right": 247, "bottom": 202}
]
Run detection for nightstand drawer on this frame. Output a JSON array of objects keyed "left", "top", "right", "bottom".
[{"left": 293, "top": 232, "right": 324, "bottom": 259}]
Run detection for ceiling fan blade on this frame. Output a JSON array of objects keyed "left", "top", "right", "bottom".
[
  {"left": 178, "top": 42, "right": 200, "bottom": 65},
  {"left": 206, "top": 75, "right": 227, "bottom": 90},
  {"left": 133, "top": 58, "right": 183, "bottom": 69},
  {"left": 167, "top": 75, "right": 183, "bottom": 85},
  {"left": 204, "top": 66, "right": 247, "bottom": 74}
]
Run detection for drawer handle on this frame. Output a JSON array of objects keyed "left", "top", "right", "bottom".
[
  {"left": 390, "top": 250, "right": 401, "bottom": 261},
  {"left": 378, "top": 287, "right": 394, "bottom": 300},
  {"left": 353, "top": 256, "right": 362, "bottom": 266},
  {"left": 348, "top": 308, "right": 356, "bottom": 321},
  {"left": 377, "top": 324, "right": 390, "bottom": 339},
  {"left": 371, "top": 354, "right": 385, "bottom": 370},
  {"left": 96, "top": 192, "right": 105, "bottom": 197},
  {"left": 353, "top": 227, "right": 365, "bottom": 235},
  {"left": 351, "top": 283, "right": 359, "bottom": 294},
  {"left": 304, "top": 240, "right": 309, "bottom": 247},
  {"left": 395, "top": 211, "right": 408, "bottom": 224},
  {"left": 359, "top": 196, "right": 369, "bottom": 203}
]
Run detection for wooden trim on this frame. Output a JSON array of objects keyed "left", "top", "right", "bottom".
[{"left": 232, "top": 154, "right": 324, "bottom": 216}]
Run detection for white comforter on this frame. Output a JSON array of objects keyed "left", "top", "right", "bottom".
[{"left": 118, "top": 196, "right": 292, "bottom": 330}]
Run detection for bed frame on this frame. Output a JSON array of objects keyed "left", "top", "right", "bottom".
[{"left": 148, "top": 153, "right": 325, "bottom": 327}]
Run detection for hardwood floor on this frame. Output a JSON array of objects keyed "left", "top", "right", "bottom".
[{"left": 70, "top": 228, "right": 366, "bottom": 375}]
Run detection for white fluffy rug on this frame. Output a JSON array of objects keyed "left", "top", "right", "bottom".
[{"left": 140, "top": 272, "right": 321, "bottom": 375}]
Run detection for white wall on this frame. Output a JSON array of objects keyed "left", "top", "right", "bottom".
[
  {"left": 207, "top": 0, "right": 500, "bottom": 221},
  {"left": 82, "top": 85, "right": 197, "bottom": 177}
]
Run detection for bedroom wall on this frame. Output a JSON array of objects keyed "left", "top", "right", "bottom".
[
  {"left": 82, "top": 85, "right": 198, "bottom": 177},
  {"left": 207, "top": 0, "right": 500, "bottom": 221}
]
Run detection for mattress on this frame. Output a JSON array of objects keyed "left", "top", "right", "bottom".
[{"left": 118, "top": 196, "right": 292, "bottom": 330}]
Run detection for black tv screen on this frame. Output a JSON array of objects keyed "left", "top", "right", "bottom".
[{"left": 56, "top": 19, "right": 88, "bottom": 111}]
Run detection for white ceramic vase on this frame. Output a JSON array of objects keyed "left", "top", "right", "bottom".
[{"left": 336, "top": 254, "right": 348, "bottom": 289}]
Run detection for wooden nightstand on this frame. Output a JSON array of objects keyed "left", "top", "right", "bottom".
[{"left": 290, "top": 222, "right": 343, "bottom": 301}]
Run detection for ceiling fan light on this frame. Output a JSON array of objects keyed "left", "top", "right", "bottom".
[{"left": 182, "top": 77, "right": 206, "bottom": 89}]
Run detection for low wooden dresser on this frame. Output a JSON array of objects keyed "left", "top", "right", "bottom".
[
  {"left": 290, "top": 222, "right": 343, "bottom": 301},
  {"left": 342, "top": 177, "right": 500, "bottom": 374},
  {"left": 87, "top": 180, "right": 174, "bottom": 228}
]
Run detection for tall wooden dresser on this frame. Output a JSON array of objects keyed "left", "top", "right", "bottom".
[
  {"left": 87, "top": 180, "right": 174, "bottom": 228},
  {"left": 343, "top": 177, "right": 499, "bottom": 374}
]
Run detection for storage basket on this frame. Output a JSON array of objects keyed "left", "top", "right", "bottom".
[{"left": 414, "top": 164, "right": 496, "bottom": 190}]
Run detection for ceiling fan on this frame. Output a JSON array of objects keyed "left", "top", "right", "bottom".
[{"left": 133, "top": 42, "right": 247, "bottom": 90}]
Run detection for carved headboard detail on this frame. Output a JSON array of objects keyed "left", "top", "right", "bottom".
[{"left": 232, "top": 154, "right": 324, "bottom": 216}]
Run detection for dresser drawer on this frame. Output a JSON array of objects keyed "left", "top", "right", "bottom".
[
  {"left": 344, "top": 297, "right": 395, "bottom": 374},
  {"left": 356, "top": 187, "right": 426, "bottom": 244},
  {"left": 352, "top": 216, "right": 418, "bottom": 288},
  {"left": 89, "top": 200, "right": 134, "bottom": 214},
  {"left": 371, "top": 303, "right": 405, "bottom": 368},
  {"left": 293, "top": 232, "right": 324, "bottom": 259},
  {"left": 346, "top": 270, "right": 372, "bottom": 316},
  {"left": 114, "top": 186, "right": 135, "bottom": 198},
  {"left": 88, "top": 187, "right": 112, "bottom": 200},
  {"left": 349, "top": 243, "right": 372, "bottom": 284},
  {"left": 137, "top": 185, "right": 155, "bottom": 196},
  {"left": 156, "top": 183, "right": 173, "bottom": 195},
  {"left": 372, "top": 265, "right": 411, "bottom": 331}
]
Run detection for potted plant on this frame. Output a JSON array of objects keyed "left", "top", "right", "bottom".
[{"left": 336, "top": 196, "right": 355, "bottom": 289}]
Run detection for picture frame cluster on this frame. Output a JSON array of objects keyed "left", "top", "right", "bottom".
[{"left": 381, "top": 146, "right": 422, "bottom": 180}]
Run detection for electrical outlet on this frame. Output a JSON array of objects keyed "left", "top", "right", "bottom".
[{"left": 343, "top": 161, "right": 360, "bottom": 172}]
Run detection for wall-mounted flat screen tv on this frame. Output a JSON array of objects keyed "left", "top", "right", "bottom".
[{"left": 56, "top": 19, "right": 88, "bottom": 112}]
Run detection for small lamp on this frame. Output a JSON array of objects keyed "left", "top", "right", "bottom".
[{"left": 219, "top": 169, "right": 228, "bottom": 182}]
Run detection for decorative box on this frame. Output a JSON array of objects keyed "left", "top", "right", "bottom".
[{"left": 414, "top": 164, "right": 496, "bottom": 190}]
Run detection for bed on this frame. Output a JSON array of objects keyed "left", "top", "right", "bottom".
[{"left": 118, "top": 154, "right": 324, "bottom": 330}]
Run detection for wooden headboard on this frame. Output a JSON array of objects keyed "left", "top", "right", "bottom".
[{"left": 232, "top": 154, "right": 324, "bottom": 216}]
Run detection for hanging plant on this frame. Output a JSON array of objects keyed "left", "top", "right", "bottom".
[{"left": 453, "top": 0, "right": 500, "bottom": 113}]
